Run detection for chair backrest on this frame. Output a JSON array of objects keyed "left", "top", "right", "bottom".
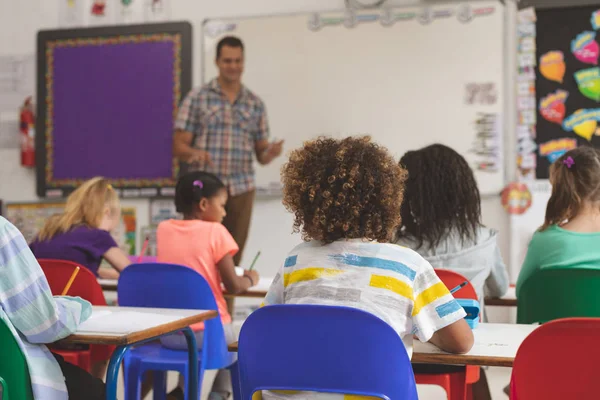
[
  {"left": 0, "top": 318, "right": 34, "bottom": 400},
  {"left": 238, "top": 305, "right": 418, "bottom": 400},
  {"left": 434, "top": 269, "right": 478, "bottom": 301},
  {"left": 516, "top": 268, "right": 600, "bottom": 324},
  {"left": 38, "top": 259, "right": 107, "bottom": 305},
  {"left": 510, "top": 318, "right": 600, "bottom": 399},
  {"left": 117, "top": 263, "right": 229, "bottom": 367}
]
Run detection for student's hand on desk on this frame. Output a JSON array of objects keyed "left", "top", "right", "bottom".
[
  {"left": 188, "top": 149, "right": 213, "bottom": 166},
  {"left": 244, "top": 269, "right": 260, "bottom": 287}
]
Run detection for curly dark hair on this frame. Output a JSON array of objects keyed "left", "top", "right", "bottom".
[
  {"left": 281, "top": 136, "right": 407, "bottom": 244},
  {"left": 396, "top": 144, "right": 482, "bottom": 249}
]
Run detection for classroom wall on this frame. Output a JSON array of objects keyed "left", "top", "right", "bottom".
[{"left": 0, "top": 0, "right": 518, "bottom": 285}]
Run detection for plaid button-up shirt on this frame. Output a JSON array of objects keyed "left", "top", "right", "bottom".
[{"left": 175, "top": 78, "right": 269, "bottom": 196}]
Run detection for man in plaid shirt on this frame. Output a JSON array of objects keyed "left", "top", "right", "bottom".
[{"left": 173, "top": 36, "right": 283, "bottom": 266}]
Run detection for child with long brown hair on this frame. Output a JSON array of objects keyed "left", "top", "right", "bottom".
[
  {"left": 30, "top": 177, "right": 131, "bottom": 279},
  {"left": 517, "top": 146, "right": 600, "bottom": 292}
]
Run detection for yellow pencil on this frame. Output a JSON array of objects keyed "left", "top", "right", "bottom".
[{"left": 61, "top": 266, "right": 80, "bottom": 296}]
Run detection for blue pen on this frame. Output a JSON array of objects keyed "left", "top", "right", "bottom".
[{"left": 450, "top": 281, "right": 468, "bottom": 294}]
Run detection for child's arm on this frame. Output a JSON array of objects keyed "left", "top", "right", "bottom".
[
  {"left": 0, "top": 218, "right": 92, "bottom": 344},
  {"left": 428, "top": 319, "right": 474, "bottom": 354},
  {"left": 103, "top": 246, "right": 131, "bottom": 272},
  {"left": 484, "top": 244, "right": 509, "bottom": 298},
  {"left": 218, "top": 253, "right": 259, "bottom": 294},
  {"left": 412, "top": 260, "right": 474, "bottom": 354}
]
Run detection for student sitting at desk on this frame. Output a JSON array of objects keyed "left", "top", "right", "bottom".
[
  {"left": 261, "top": 136, "right": 474, "bottom": 400},
  {"left": 517, "top": 147, "right": 600, "bottom": 292},
  {"left": 393, "top": 144, "right": 508, "bottom": 399},
  {"left": 0, "top": 216, "right": 105, "bottom": 400},
  {"left": 394, "top": 144, "right": 509, "bottom": 309},
  {"left": 30, "top": 177, "right": 131, "bottom": 380},
  {"left": 156, "top": 171, "right": 260, "bottom": 400},
  {"left": 30, "top": 176, "right": 131, "bottom": 280}
]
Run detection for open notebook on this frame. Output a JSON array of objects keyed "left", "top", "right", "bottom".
[{"left": 76, "top": 310, "right": 185, "bottom": 335}]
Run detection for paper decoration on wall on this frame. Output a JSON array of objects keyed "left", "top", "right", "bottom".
[
  {"left": 539, "top": 90, "right": 568, "bottom": 124},
  {"left": 469, "top": 113, "right": 501, "bottom": 172},
  {"left": 592, "top": 10, "right": 600, "bottom": 30},
  {"left": 539, "top": 51, "right": 566, "bottom": 82},
  {"left": 562, "top": 109, "right": 600, "bottom": 141},
  {"left": 539, "top": 138, "right": 577, "bottom": 163},
  {"left": 91, "top": 0, "right": 106, "bottom": 16},
  {"left": 574, "top": 67, "right": 600, "bottom": 101},
  {"left": 571, "top": 31, "right": 599, "bottom": 65},
  {"left": 501, "top": 182, "right": 532, "bottom": 215},
  {"left": 464, "top": 83, "right": 497, "bottom": 105}
]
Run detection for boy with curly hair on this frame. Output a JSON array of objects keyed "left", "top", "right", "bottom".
[{"left": 261, "top": 136, "right": 473, "bottom": 399}]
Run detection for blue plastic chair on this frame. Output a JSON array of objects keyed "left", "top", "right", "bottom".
[
  {"left": 117, "top": 263, "right": 237, "bottom": 400},
  {"left": 238, "top": 305, "right": 418, "bottom": 400}
]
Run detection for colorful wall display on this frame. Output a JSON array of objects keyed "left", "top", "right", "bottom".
[{"left": 534, "top": 5, "right": 600, "bottom": 179}]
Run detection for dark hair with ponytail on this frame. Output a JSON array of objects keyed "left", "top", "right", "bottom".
[
  {"left": 541, "top": 146, "right": 600, "bottom": 231},
  {"left": 174, "top": 171, "right": 226, "bottom": 215}
]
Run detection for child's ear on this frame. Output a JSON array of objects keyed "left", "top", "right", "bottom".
[{"left": 198, "top": 198, "right": 208, "bottom": 212}]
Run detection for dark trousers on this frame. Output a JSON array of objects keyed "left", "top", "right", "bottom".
[
  {"left": 52, "top": 353, "right": 106, "bottom": 400},
  {"left": 222, "top": 190, "right": 255, "bottom": 316}
]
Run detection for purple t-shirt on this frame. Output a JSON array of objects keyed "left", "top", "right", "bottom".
[{"left": 29, "top": 225, "right": 118, "bottom": 277}]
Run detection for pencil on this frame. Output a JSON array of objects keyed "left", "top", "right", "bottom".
[
  {"left": 248, "top": 251, "right": 261, "bottom": 271},
  {"left": 450, "top": 281, "right": 468, "bottom": 294},
  {"left": 138, "top": 236, "right": 150, "bottom": 263},
  {"left": 61, "top": 266, "right": 80, "bottom": 296}
]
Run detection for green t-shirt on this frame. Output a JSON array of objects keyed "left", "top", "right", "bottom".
[{"left": 516, "top": 225, "right": 600, "bottom": 295}]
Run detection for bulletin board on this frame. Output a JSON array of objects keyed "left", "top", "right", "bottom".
[
  {"left": 36, "top": 22, "right": 192, "bottom": 198},
  {"left": 533, "top": 5, "right": 600, "bottom": 179}
]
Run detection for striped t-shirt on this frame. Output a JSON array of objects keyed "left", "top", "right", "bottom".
[{"left": 260, "top": 239, "right": 466, "bottom": 400}]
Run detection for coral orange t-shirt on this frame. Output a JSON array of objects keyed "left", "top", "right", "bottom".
[{"left": 156, "top": 219, "right": 239, "bottom": 328}]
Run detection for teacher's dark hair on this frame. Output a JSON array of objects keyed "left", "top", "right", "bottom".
[
  {"left": 216, "top": 36, "right": 244, "bottom": 60},
  {"left": 175, "top": 171, "right": 226, "bottom": 215},
  {"left": 396, "top": 144, "right": 482, "bottom": 250}
]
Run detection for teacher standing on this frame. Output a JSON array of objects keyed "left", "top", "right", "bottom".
[{"left": 173, "top": 36, "right": 283, "bottom": 265}]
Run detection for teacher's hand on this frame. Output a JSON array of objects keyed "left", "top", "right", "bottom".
[
  {"left": 187, "top": 149, "right": 213, "bottom": 166},
  {"left": 266, "top": 140, "right": 284, "bottom": 158}
]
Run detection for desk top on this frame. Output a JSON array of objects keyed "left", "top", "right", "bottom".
[
  {"left": 98, "top": 277, "right": 275, "bottom": 298},
  {"left": 485, "top": 286, "right": 517, "bottom": 307},
  {"left": 227, "top": 323, "right": 537, "bottom": 368},
  {"left": 61, "top": 306, "right": 217, "bottom": 346}
]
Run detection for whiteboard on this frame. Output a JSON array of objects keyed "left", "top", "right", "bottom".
[{"left": 202, "top": 1, "right": 505, "bottom": 195}]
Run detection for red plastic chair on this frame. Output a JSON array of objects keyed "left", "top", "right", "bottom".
[
  {"left": 38, "top": 259, "right": 114, "bottom": 372},
  {"left": 510, "top": 318, "right": 600, "bottom": 399},
  {"left": 413, "top": 269, "right": 479, "bottom": 400}
]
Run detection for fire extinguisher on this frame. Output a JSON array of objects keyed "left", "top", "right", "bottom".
[{"left": 19, "top": 96, "right": 35, "bottom": 167}]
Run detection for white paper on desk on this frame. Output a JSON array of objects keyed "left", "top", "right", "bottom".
[{"left": 77, "top": 311, "right": 182, "bottom": 334}]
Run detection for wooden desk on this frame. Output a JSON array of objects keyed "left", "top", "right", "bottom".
[
  {"left": 484, "top": 286, "right": 517, "bottom": 307},
  {"left": 227, "top": 323, "right": 537, "bottom": 368},
  {"left": 98, "top": 277, "right": 274, "bottom": 298},
  {"left": 62, "top": 306, "right": 217, "bottom": 400}
]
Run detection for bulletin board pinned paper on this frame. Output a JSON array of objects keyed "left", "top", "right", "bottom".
[{"left": 533, "top": 5, "right": 600, "bottom": 179}]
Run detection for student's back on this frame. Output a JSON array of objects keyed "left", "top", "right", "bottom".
[
  {"left": 517, "top": 147, "right": 600, "bottom": 294},
  {"left": 396, "top": 226, "right": 507, "bottom": 304},
  {"left": 262, "top": 137, "right": 474, "bottom": 400},
  {"left": 30, "top": 224, "right": 117, "bottom": 276},
  {"left": 30, "top": 177, "right": 131, "bottom": 279},
  {"left": 395, "top": 144, "right": 509, "bottom": 306}
]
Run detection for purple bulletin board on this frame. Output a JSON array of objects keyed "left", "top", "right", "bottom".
[{"left": 36, "top": 22, "right": 191, "bottom": 198}]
